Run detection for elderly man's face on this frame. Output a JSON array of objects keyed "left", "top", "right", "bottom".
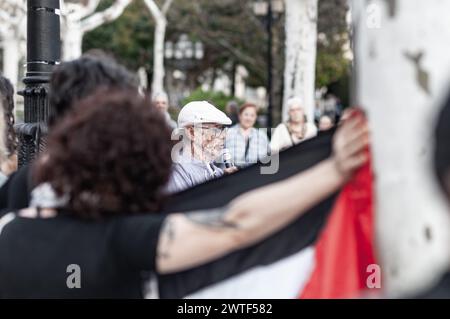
[
  {"left": 154, "top": 97, "right": 168, "bottom": 112},
  {"left": 188, "top": 123, "right": 226, "bottom": 161}
]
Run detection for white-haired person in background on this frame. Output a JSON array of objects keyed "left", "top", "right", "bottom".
[
  {"left": 152, "top": 91, "right": 177, "bottom": 130},
  {"left": 167, "top": 101, "right": 237, "bottom": 193},
  {"left": 270, "top": 97, "right": 318, "bottom": 153}
]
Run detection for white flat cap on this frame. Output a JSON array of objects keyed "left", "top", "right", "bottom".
[{"left": 178, "top": 101, "right": 232, "bottom": 127}]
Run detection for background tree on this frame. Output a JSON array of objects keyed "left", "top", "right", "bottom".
[
  {"left": 83, "top": 0, "right": 155, "bottom": 72},
  {"left": 283, "top": 0, "right": 318, "bottom": 123},
  {"left": 352, "top": 0, "right": 450, "bottom": 296},
  {"left": 0, "top": 0, "right": 26, "bottom": 93},
  {"left": 84, "top": 0, "right": 269, "bottom": 105},
  {"left": 143, "top": 0, "right": 174, "bottom": 94},
  {"left": 166, "top": 0, "right": 268, "bottom": 90},
  {"left": 316, "top": 0, "right": 350, "bottom": 106},
  {"left": 82, "top": 0, "right": 350, "bottom": 123},
  {"left": 61, "top": 0, "right": 132, "bottom": 60}
]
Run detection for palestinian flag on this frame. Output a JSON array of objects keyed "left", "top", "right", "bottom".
[{"left": 158, "top": 129, "right": 379, "bottom": 299}]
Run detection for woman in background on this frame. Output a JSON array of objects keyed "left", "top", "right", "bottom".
[
  {"left": 226, "top": 102, "right": 269, "bottom": 168},
  {"left": 270, "top": 97, "right": 317, "bottom": 153}
]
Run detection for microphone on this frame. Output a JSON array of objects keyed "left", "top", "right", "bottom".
[{"left": 223, "top": 148, "right": 234, "bottom": 169}]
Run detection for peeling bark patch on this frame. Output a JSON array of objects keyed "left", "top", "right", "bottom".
[
  {"left": 425, "top": 226, "right": 433, "bottom": 242},
  {"left": 384, "top": 0, "right": 397, "bottom": 18},
  {"left": 404, "top": 50, "right": 431, "bottom": 96},
  {"left": 307, "top": 1, "right": 318, "bottom": 23},
  {"left": 365, "top": 0, "right": 396, "bottom": 18},
  {"left": 369, "top": 49, "right": 376, "bottom": 60},
  {"left": 390, "top": 266, "right": 398, "bottom": 278},
  {"left": 291, "top": 51, "right": 299, "bottom": 93},
  {"left": 369, "top": 41, "right": 377, "bottom": 59},
  {"left": 420, "top": 147, "right": 427, "bottom": 157}
]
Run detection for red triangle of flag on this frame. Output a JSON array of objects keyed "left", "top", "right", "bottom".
[{"left": 300, "top": 153, "right": 379, "bottom": 299}]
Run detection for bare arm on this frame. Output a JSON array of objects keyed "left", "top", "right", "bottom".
[{"left": 157, "top": 112, "right": 369, "bottom": 274}]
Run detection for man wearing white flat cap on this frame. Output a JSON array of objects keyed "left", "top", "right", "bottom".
[{"left": 167, "top": 101, "right": 237, "bottom": 193}]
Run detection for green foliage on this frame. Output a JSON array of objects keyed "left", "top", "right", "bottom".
[
  {"left": 316, "top": 50, "right": 350, "bottom": 88},
  {"left": 182, "top": 88, "right": 243, "bottom": 113},
  {"left": 82, "top": 0, "right": 351, "bottom": 96},
  {"left": 167, "top": 0, "right": 268, "bottom": 87},
  {"left": 82, "top": 0, "right": 155, "bottom": 72},
  {"left": 316, "top": 0, "right": 350, "bottom": 89}
]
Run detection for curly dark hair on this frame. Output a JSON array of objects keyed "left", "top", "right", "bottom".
[
  {"left": 0, "top": 75, "right": 18, "bottom": 155},
  {"left": 35, "top": 89, "right": 174, "bottom": 219},
  {"left": 48, "top": 56, "right": 139, "bottom": 127}
]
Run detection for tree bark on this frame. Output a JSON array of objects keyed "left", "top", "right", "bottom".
[
  {"left": 143, "top": 0, "right": 174, "bottom": 95},
  {"left": 0, "top": 2, "right": 26, "bottom": 94},
  {"left": 272, "top": 19, "right": 284, "bottom": 126},
  {"left": 62, "top": 0, "right": 132, "bottom": 61},
  {"left": 152, "top": 19, "right": 167, "bottom": 94},
  {"left": 62, "top": 22, "right": 83, "bottom": 61},
  {"left": 352, "top": 0, "right": 450, "bottom": 296},
  {"left": 3, "top": 35, "right": 20, "bottom": 87},
  {"left": 231, "top": 61, "right": 237, "bottom": 97},
  {"left": 283, "top": 0, "right": 318, "bottom": 123}
]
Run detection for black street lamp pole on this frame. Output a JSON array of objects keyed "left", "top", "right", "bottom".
[
  {"left": 17, "top": 0, "right": 61, "bottom": 166},
  {"left": 253, "top": 0, "right": 283, "bottom": 135},
  {"left": 266, "top": 0, "right": 273, "bottom": 136}
]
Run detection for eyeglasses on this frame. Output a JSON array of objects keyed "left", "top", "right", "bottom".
[
  {"left": 196, "top": 125, "right": 227, "bottom": 138},
  {"left": 204, "top": 126, "right": 227, "bottom": 137}
]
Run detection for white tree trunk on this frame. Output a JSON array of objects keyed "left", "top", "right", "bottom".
[
  {"left": 152, "top": 19, "right": 167, "bottom": 94},
  {"left": 62, "top": 21, "right": 84, "bottom": 61},
  {"left": 61, "top": 0, "right": 132, "bottom": 61},
  {"left": 235, "top": 65, "right": 248, "bottom": 100},
  {"left": 2, "top": 36, "right": 20, "bottom": 89},
  {"left": 0, "top": 2, "right": 26, "bottom": 94},
  {"left": 352, "top": 0, "right": 450, "bottom": 296},
  {"left": 283, "top": 0, "right": 318, "bottom": 123},
  {"left": 144, "top": 0, "right": 173, "bottom": 94}
]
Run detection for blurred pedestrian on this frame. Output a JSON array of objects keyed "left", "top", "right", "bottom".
[
  {"left": 319, "top": 115, "right": 334, "bottom": 131},
  {"left": 270, "top": 98, "right": 317, "bottom": 153},
  {"left": 225, "top": 100, "right": 239, "bottom": 125},
  {"left": 226, "top": 103, "right": 269, "bottom": 168},
  {"left": 152, "top": 91, "right": 177, "bottom": 130}
]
